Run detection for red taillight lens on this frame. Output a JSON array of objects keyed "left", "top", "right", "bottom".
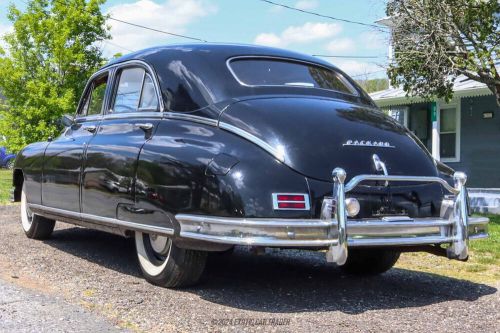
[
  {"left": 277, "top": 195, "right": 305, "bottom": 201},
  {"left": 277, "top": 202, "right": 306, "bottom": 209},
  {"left": 272, "top": 193, "right": 310, "bottom": 210}
]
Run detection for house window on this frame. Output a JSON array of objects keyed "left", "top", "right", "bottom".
[
  {"left": 440, "top": 106, "right": 459, "bottom": 161},
  {"left": 383, "top": 106, "right": 408, "bottom": 127}
]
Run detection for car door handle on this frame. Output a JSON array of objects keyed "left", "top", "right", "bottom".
[
  {"left": 136, "top": 123, "right": 154, "bottom": 131},
  {"left": 82, "top": 125, "right": 97, "bottom": 133}
]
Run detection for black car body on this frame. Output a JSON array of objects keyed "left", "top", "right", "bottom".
[{"left": 13, "top": 44, "right": 489, "bottom": 287}]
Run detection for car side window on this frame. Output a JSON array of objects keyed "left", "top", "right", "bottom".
[
  {"left": 87, "top": 75, "right": 108, "bottom": 116},
  {"left": 113, "top": 67, "right": 159, "bottom": 113},
  {"left": 139, "top": 73, "right": 159, "bottom": 111}
]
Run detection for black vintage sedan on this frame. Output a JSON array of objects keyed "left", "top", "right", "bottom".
[{"left": 13, "top": 44, "right": 488, "bottom": 287}]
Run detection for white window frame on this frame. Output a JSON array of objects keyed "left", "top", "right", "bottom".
[
  {"left": 383, "top": 105, "right": 409, "bottom": 127},
  {"left": 438, "top": 101, "right": 461, "bottom": 163}
]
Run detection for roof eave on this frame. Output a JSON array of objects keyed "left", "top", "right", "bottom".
[{"left": 372, "top": 87, "right": 493, "bottom": 107}]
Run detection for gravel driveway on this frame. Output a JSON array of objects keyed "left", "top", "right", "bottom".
[{"left": 0, "top": 205, "right": 498, "bottom": 332}]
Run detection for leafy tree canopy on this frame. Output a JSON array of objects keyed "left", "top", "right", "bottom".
[
  {"left": 0, "top": 0, "right": 110, "bottom": 152},
  {"left": 356, "top": 78, "right": 389, "bottom": 93},
  {"left": 386, "top": 0, "right": 500, "bottom": 106}
]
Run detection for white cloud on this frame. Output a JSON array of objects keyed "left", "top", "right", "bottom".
[
  {"left": 330, "top": 59, "right": 383, "bottom": 78},
  {"left": 294, "top": 0, "right": 318, "bottom": 10},
  {"left": 359, "top": 30, "right": 388, "bottom": 50},
  {"left": 325, "top": 38, "right": 355, "bottom": 54},
  {"left": 254, "top": 22, "right": 342, "bottom": 47},
  {"left": 106, "top": 0, "right": 216, "bottom": 54}
]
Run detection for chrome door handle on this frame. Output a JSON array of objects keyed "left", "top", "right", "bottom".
[
  {"left": 82, "top": 125, "right": 97, "bottom": 133},
  {"left": 136, "top": 123, "right": 154, "bottom": 131}
]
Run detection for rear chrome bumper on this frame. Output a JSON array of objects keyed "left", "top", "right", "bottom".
[
  {"left": 176, "top": 169, "right": 489, "bottom": 265},
  {"left": 176, "top": 215, "right": 488, "bottom": 247}
]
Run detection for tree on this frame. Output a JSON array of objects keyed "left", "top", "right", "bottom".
[
  {"left": 0, "top": 0, "right": 110, "bottom": 152},
  {"left": 355, "top": 78, "right": 389, "bottom": 93},
  {"left": 386, "top": 0, "right": 500, "bottom": 106}
]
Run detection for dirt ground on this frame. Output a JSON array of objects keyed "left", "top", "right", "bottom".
[{"left": 0, "top": 205, "right": 498, "bottom": 332}]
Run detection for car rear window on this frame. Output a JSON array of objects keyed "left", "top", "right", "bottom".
[{"left": 228, "top": 58, "right": 357, "bottom": 95}]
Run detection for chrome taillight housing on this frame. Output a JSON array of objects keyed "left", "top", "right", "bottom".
[{"left": 272, "top": 193, "right": 310, "bottom": 210}]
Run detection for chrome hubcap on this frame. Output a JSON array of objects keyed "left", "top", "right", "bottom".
[{"left": 149, "top": 234, "right": 170, "bottom": 255}]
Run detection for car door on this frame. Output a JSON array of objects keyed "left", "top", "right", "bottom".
[
  {"left": 81, "top": 64, "right": 162, "bottom": 219},
  {"left": 42, "top": 71, "right": 110, "bottom": 212}
]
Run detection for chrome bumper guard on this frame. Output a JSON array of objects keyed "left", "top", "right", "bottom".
[{"left": 175, "top": 169, "right": 489, "bottom": 265}]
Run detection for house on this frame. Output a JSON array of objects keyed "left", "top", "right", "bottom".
[{"left": 371, "top": 18, "right": 500, "bottom": 213}]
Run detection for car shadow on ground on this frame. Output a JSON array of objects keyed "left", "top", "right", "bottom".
[{"left": 45, "top": 227, "right": 497, "bottom": 314}]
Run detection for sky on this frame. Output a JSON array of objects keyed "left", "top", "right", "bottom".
[{"left": 0, "top": 0, "right": 390, "bottom": 78}]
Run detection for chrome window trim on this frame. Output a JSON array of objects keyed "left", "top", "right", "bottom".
[
  {"left": 107, "top": 60, "right": 164, "bottom": 114},
  {"left": 76, "top": 70, "right": 112, "bottom": 119},
  {"left": 226, "top": 55, "right": 359, "bottom": 96},
  {"left": 218, "top": 121, "right": 286, "bottom": 162}
]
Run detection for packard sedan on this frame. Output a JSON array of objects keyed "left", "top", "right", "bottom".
[{"left": 13, "top": 44, "right": 489, "bottom": 287}]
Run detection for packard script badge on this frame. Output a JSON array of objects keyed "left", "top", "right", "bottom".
[{"left": 342, "top": 140, "right": 395, "bottom": 148}]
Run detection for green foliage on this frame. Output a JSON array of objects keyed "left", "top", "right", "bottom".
[
  {"left": 386, "top": 0, "right": 500, "bottom": 106},
  {"left": 0, "top": 169, "right": 12, "bottom": 204},
  {"left": 0, "top": 0, "right": 110, "bottom": 152},
  {"left": 355, "top": 78, "right": 389, "bottom": 93}
]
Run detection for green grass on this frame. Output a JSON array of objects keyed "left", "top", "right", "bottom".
[
  {"left": 0, "top": 169, "right": 12, "bottom": 204},
  {"left": 397, "top": 215, "right": 499, "bottom": 284},
  {"left": 470, "top": 213, "right": 500, "bottom": 259}
]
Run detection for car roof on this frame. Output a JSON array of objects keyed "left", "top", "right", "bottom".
[
  {"left": 100, "top": 43, "right": 374, "bottom": 112},
  {"left": 103, "top": 43, "right": 338, "bottom": 70}
]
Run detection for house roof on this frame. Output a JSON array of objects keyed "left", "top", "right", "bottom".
[{"left": 370, "top": 75, "right": 492, "bottom": 107}]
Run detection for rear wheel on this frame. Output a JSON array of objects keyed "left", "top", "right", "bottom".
[
  {"left": 340, "top": 249, "right": 400, "bottom": 275},
  {"left": 135, "top": 231, "right": 207, "bottom": 288},
  {"left": 21, "top": 185, "right": 55, "bottom": 239}
]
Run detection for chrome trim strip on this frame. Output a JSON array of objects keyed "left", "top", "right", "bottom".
[
  {"left": 165, "top": 113, "right": 218, "bottom": 126},
  {"left": 102, "top": 112, "right": 163, "bottom": 120},
  {"left": 76, "top": 115, "right": 103, "bottom": 123},
  {"left": 29, "top": 204, "right": 174, "bottom": 236},
  {"left": 345, "top": 174, "right": 458, "bottom": 194},
  {"left": 218, "top": 122, "right": 286, "bottom": 162}
]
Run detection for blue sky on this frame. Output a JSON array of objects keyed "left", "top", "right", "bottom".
[{"left": 0, "top": 0, "right": 390, "bottom": 78}]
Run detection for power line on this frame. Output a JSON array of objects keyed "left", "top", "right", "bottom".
[
  {"left": 351, "top": 70, "right": 387, "bottom": 78},
  {"left": 313, "top": 54, "right": 379, "bottom": 59},
  {"left": 257, "top": 0, "right": 388, "bottom": 30},
  {"left": 108, "top": 17, "right": 208, "bottom": 43},
  {"left": 20, "top": 0, "right": 209, "bottom": 43},
  {"left": 103, "top": 40, "right": 135, "bottom": 53}
]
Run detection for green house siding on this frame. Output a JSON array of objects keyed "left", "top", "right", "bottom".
[{"left": 446, "top": 95, "right": 500, "bottom": 188}]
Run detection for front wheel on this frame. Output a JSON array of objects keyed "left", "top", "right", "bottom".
[
  {"left": 135, "top": 232, "right": 207, "bottom": 288},
  {"left": 340, "top": 249, "right": 400, "bottom": 275},
  {"left": 5, "top": 159, "right": 14, "bottom": 170},
  {"left": 21, "top": 184, "right": 55, "bottom": 239}
]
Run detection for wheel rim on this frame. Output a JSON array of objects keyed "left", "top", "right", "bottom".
[
  {"left": 135, "top": 232, "right": 172, "bottom": 276},
  {"left": 20, "top": 188, "right": 34, "bottom": 232}
]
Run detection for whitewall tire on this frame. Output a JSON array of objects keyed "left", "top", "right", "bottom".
[
  {"left": 135, "top": 231, "right": 207, "bottom": 288},
  {"left": 20, "top": 184, "right": 55, "bottom": 239}
]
